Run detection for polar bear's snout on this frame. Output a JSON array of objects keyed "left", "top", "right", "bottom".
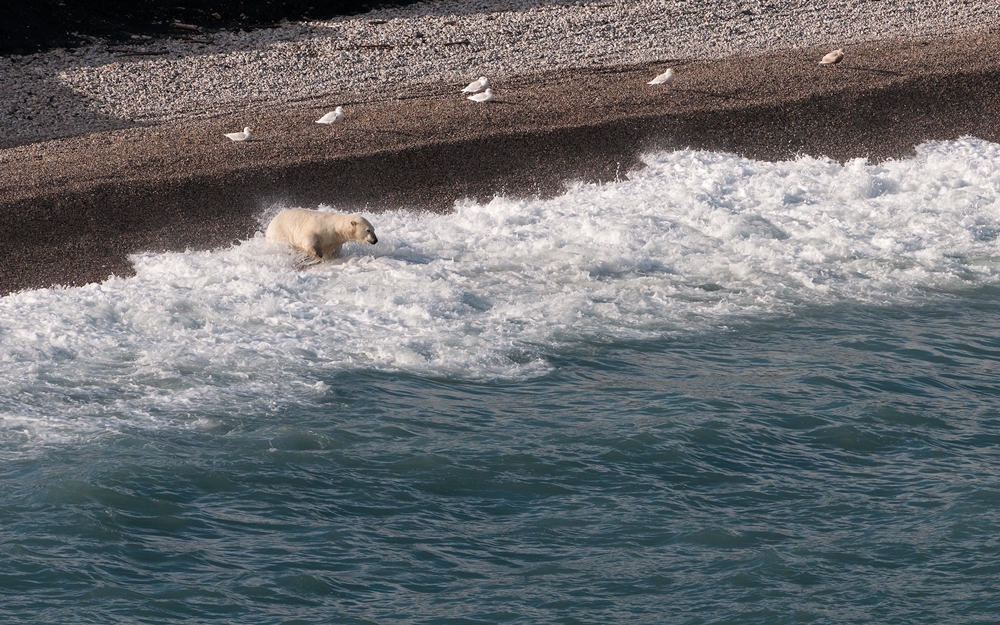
[{"left": 366, "top": 231, "right": 378, "bottom": 244}]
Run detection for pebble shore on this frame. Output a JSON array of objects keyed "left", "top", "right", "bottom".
[
  {"left": 1, "top": 0, "right": 999, "bottom": 294},
  {"left": 1, "top": 0, "right": 997, "bottom": 147}
]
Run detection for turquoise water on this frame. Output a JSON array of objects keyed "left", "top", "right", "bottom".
[{"left": 3, "top": 140, "right": 1000, "bottom": 623}]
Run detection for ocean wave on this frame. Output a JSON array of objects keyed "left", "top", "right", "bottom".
[{"left": 2, "top": 137, "right": 1000, "bottom": 438}]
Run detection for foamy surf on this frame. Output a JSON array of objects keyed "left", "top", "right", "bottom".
[{"left": 2, "top": 138, "right": 1000, "bottom": 445}]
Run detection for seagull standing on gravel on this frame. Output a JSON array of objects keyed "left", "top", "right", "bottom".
[
  {"left": 819, "top": 49, "right": 844, "bottom": 66},
  {"left": 648, "top": 68, "right": 675, "bottom": 85},
  {"left": 316, "top": 107, "right": 345, "bottom": 124},
  {"left": 467, "top": 88, "right": 494, "bottom": 103},
  {"left": 462, "top": 76, "right": 489, "bottom": 93},
  {"left": 224, "top": 127, "right": 252, "bottom": 142}
]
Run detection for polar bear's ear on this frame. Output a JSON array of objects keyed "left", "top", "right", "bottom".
[{"left": 350, "top": 220, "right": 358, "bottom": 226}]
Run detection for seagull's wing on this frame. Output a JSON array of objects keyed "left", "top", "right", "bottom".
[
  {"left": 819, "top": 50, "right": 843, "bottom": 65},
  {"left": 647, "top": 69, "right": 674, "bottom": 85},
  {"left": 468, "top": 89, "right": 494, "bottom": 102},
  {"left": 462, "top": 78, "right": 486, "bottom": 93}
]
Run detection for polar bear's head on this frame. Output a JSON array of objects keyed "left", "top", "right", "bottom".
[{"left": 349, "top": 216, "right": 378, "bottom": 245}]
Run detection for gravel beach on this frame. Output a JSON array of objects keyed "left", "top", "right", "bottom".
[{"left": 2, "top": 0, "right": 999, "bottom": 293}]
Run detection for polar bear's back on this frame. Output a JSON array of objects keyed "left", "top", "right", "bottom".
[{"left": 266, "top": 208, "right": 333, "bottom": 243}]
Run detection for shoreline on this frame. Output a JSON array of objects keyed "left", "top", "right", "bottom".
[{"left": 3, "top": 31, "right": 1000, "bottom": 295}]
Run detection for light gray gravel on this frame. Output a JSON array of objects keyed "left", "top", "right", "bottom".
[{"left": 1, "top": 0, "right": 997, "bottom": 146}]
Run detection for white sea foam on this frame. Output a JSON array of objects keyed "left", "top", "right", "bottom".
[{"left": 3, "top": 138, "right": 1000, "bottom": 444}]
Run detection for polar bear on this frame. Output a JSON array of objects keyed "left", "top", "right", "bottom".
[{"left": 265, "top": 208, "right": 378, "bottom": 259}]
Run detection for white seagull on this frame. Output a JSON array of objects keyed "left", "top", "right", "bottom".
[
  {"left": 467, "top": 88, "right": 494, "bottom": 103},
  {"left": 647, "top": 68, "right": 675, "bottom": 86},
  {"left": 462, "top": 76, "right": 489, "bottom": 93},
  {"left": 819, "top": 48, "right": 844, "bottom": 66},
  {"left": 224, "top": 127, "right": 252, "bottom": 142},
  {"left": 316, "top": 107, "right": 345, "bottom": 124}
]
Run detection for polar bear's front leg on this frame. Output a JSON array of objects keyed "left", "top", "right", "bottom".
[
  {"left": 305, "top": 234, "right": 325, "bottom": 258},
  {"left": 321, "top": 242, "right": 344, "bottom": 258}
]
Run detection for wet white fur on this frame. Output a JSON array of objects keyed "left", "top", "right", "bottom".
[{"left": 265, "top": 208, "right": 378, "bottom": 259}]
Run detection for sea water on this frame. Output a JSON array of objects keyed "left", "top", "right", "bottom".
[{"left": 2, "top": 138, "right": 999, "bottom": 624}]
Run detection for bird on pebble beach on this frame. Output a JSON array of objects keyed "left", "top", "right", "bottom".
[
  {"left": 819, "top": 48, "right": 844, "bottom": 66},
  {"left": 462, "top": 76, "right": 489, "bottom": 93},
  {"left": 316, "top": 107, "right": 344, "bottom": 124},
  {"left": 224, "top": 127, "right": 252, "bottom": 142},
  {"left": 467, "top": 88, "right": 494, "bottom": 103},
  {"left": 647, "top": 68, "right": 675, "bottom": 86}
]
